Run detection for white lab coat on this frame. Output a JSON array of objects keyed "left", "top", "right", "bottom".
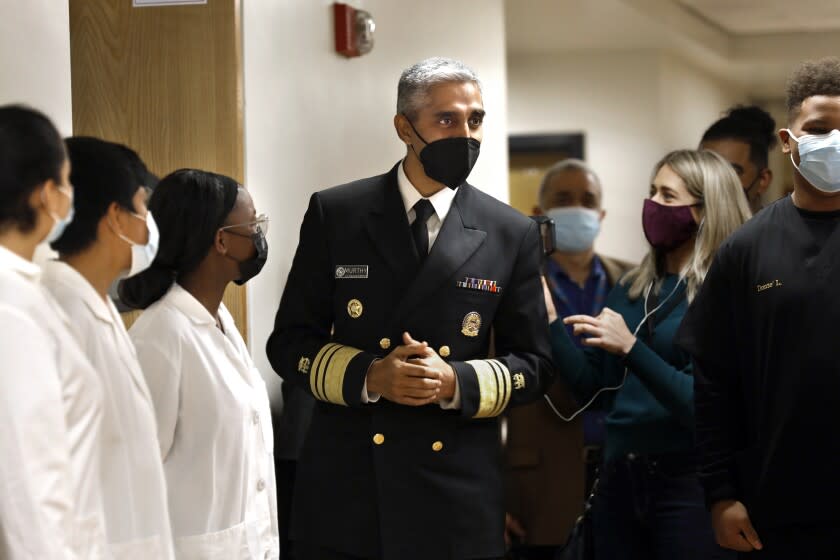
[
  {"left": 42, "top": 260, "right": 176, "bottom": 560},
  {"left": 0, "top": 246, "right": 106, "bottom": 559},
  {"left": 130, "top": 283, "right": 279, "bottom": 560}
]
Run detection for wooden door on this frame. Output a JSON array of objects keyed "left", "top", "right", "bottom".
[{"left": 69, "top": 0, "right": 247, "bottom": 337}]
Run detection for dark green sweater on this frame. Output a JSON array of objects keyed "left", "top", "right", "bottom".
[{"left": 549, "top": 274, "right": 694, "bottom": 462}]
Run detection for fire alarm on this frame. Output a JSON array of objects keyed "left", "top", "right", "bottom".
[{"left": 333, "top": 2, "right": 375, "bottom": 58}]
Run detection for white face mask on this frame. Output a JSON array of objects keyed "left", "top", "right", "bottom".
[
  {"left": 115, "top": 210, "right": 159, "bottom": 278},
  {"left": 44, "top": 186, "right": 75, "bottom": 244},
  {"left": 785, "top": 129, "right": 840, "bottom": 193}
]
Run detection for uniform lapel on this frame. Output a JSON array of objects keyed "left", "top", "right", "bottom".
[
  {"left": 397, "top": 185, "right": 486, "bottom": 321},
  {"left": 363, "top": 164, "right": 418, "bottom": 284}
]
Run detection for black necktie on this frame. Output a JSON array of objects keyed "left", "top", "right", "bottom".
[{"left": 411, "top": 199, "right": 435, "bottom": 262}]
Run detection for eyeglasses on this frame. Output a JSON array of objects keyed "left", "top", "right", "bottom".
[{"left": 219, "top": 214, "right": 269, "bottom": 237}]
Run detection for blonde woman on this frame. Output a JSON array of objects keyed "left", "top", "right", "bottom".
[{"left": 544, "top": 150, "right": 750, "bottom": 559}]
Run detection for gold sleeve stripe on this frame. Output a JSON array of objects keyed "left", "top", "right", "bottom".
[
  {"left": 467, "top": 359, "right": 507, "bottom": 418},
  {"left": 487, "top": 359, "right": 512, "bottom": 416},
  {"left": 316, "top": 343, "right": 342, "bottom": 403},
  {"left": 310, "top": 342, "right": 362, "bottom": 406},
  {"left": 468, "top": 360, "right": 497, "bottom": 418},
  {"left": 322, "top": 345, "right": 361, "bottom": 406},
  {"left": 311, "top": 343, "right": 341, "bottom": 401}
]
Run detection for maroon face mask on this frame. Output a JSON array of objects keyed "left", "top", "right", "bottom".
[{"left": 642, "top": 198, "right": 700, "bottom": 251}]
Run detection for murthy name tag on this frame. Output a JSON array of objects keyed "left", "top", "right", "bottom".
[{"left": 335, "top": 265, "right": 369, "bottom": 279}]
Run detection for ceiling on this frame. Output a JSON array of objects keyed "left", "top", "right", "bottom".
[
  {"left": 505, "top": 0, "right": 840, "bottom": 53},
  {"left": 678, "top": 0, "right": 840, "bottom": 35},
  {"left": 504, "top": 0, "right": 662, "bottom": 53},
  {"left": 504, "top": 0, "right": 840, "bottom": 97}
]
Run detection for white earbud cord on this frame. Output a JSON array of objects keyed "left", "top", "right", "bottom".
[{"left": 543, "top": 277, "right": 684, "bottom": 422}]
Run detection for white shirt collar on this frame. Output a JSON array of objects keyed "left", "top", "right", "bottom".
[
  {"left": 0, "top": 244, "right": 42, "bottom": 281},
  {"left": 397, "top": 159, "right": 458, "bottom": 221},
  {"left": 41, "top": 260, "right": 114, "bottom": 323},
  {"left": 166, "top": 282, "right": 217, "bottom": 326}
]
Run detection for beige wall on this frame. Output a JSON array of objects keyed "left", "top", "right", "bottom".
[
  {"left": 508, "top": 49, "right": 745, "bottom": 263},
  {"left": 659, "top": 53, "right": 745, "bottom": 151},
  {"left": 759, "top": 99, "right": 794, "bottom": 204},
  {"left": 243, "top": 0, "right": 510, "bottom": 389},
  {"left": 0, "top": 0, "right": 72, "bottom": 135},
  {"left": 1, "top": 0, "right": 72, "bottom": 265}
]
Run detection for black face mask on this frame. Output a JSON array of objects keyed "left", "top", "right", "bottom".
[
  {"left": 232, "top": 230, "right": 268, "bottom": 286},
  {"left": 406, "top": 116, "right": 480, "bottom": 189},
  {"left": 743, "top": 173, "right": 763, "bottom": 212}
]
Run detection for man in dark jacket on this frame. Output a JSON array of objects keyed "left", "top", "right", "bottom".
[
  {"left": 267, "top": 57, "right": 554, "bottom": 560},
  {"left": 504, "top": 159, "right": 633, "bottom": 559}
]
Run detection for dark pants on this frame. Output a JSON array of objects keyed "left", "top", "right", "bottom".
[
  {"left": 277, "top": 459, "right": 297, "bottom": 560},
  {"left": 507, "top": 545, "right": 558, "bottom": 560},
  {"left": 294, "top": 543, "right": 372, "bottom": 560},
  {"left": 738, "top": 524, "right": 837, "bottom": 559},
  {"left": 593, "top": 453, "right": 734, "bottom": 560},
  {"left": 296, "top": 542, "right": 503, "bottom": 560},
  {"left": 583, "top": 445, "right": 603, "bottom": 500}
]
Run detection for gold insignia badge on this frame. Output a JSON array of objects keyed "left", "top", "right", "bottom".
[
  {"left": 513, "top": 372, "right": 526, "bottom": 390},
  {"left": 439, "top": 345, "right": 451, "bottom": 358},
  {"left": 461, "top": 311, "right": 482, "bottom": 337},
  {"left": 347, "top": 299, "right": 363, "bottom": 319},
  {"left": 298, "top": 357, "right": 311, "bottom": 374},
  {"left": 379, "top": 338, "right": 391, "bottom": 350}
]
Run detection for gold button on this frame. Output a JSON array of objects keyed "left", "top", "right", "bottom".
[
  {"left": 439, "top": 345, "right": 450, "bottom": 358},
  {"left": 373, "top": 433, "right": 385, "bottom": 445},
  {"left": 432, "top": 441, "right": 444, "bottom": 452},
  {"left": 379, "top": 338, "right": 391, "bottom": 350}
]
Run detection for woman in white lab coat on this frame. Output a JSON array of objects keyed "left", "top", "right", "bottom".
[
  {"left": 0, "top": 105, "right": 107, "bottom": 559},
  {"left": 42, "top": 137, "right": 176, "bottom": 559},
  {"left": 121, "top": 169, "right": 279, "bottom": 560}
]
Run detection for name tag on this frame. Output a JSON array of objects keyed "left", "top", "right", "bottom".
[
  {"left": 756, "top": 279, "right": 782, "bottom": 293},
  {"left": 335, "top": 265, "right": 368, "bottom": 279}
]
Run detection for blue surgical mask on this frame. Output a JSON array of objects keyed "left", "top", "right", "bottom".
[
  {"left": 44, "top": 186, "right": 74, "bottom": 244},
  {"left": 786, "top": 129, "right": 840, "bottom": 193},
  {"left": 545, "top": 207, "right": 601, "bottom": 253}
]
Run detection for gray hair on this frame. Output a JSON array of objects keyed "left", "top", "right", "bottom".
[
  {"left": 397, "top": 57, "right": 482, "bottom": 119},
  {"left": 537, "top": 158, "right": 601, "bottom": 206}
]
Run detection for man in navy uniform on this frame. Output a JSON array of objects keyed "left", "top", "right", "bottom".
[{"left": 267, "top": 57, "right": 554, "bottom": 560}]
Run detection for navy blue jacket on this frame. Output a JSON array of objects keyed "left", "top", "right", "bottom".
[{"left": 266, "top": 164, "right": 554, "bottom": 559}]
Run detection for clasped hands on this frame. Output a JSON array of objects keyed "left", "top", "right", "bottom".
[{"left": 366, "top": 332, "right": 456, "bottom": 406}]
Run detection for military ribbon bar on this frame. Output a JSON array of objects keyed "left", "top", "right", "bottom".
[{"left": 456, "top": 276, "right": 502, "bottom": 294}]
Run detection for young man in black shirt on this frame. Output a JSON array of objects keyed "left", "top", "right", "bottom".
[{"left": 678, "top": 56, "right": 840, "bottom": 558}]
